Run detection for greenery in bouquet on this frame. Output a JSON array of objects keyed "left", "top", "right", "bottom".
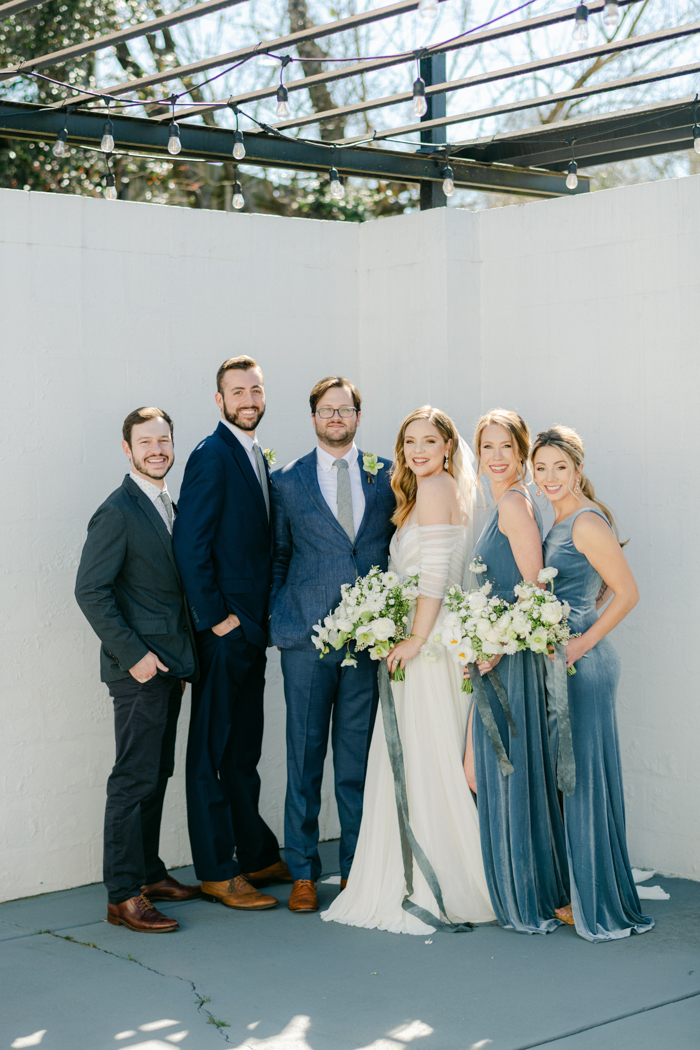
[
  {"left": 312, "top": 566, "right": 420, "bottom": 681},
  {"left": 509, "top": 568, "right": 580, "bottom": 676}
]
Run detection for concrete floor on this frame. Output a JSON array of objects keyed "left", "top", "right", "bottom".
[{"left": 2, "top": 842, "right": 698, "bottom": 1050}]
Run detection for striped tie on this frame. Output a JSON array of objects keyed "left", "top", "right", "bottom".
[
  {"left": 334, "top": 459, "right": 355, "bottom": 543},
  {"left": 253, "top": 444, "right": 270, "bottom": 520},
  {"left": 158, "top": 490, "right": 174, "bottom": 533}
]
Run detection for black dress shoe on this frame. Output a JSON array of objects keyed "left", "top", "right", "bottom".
[{"left": 141, "top": 875, "right": 202, "bottom": 902}]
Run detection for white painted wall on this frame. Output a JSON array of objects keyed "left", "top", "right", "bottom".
[{"left": 1, "top": 176, "right": 698, "bottom": 902}]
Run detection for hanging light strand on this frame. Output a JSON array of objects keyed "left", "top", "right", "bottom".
[{"left": 167, "top": 95, "right": 181, "bottom": 155}]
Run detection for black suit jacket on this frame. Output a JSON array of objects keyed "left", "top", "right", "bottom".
[
  {"left": 75, "top": 475, "right": 198, "bottom": 684},
  {"left": 173, "top": 421, "right": 272, "bottom": 651}
]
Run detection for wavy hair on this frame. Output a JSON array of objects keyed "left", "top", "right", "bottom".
[
  {"left": 391, "top": 406, "right": 459, "bottom": 529},
  {"left": 473, "top": 408, "right": 531, "bottom": 490}
]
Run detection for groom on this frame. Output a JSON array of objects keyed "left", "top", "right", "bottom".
[{"left": 270, "top": 376, "right": 395, "bottom": 913}]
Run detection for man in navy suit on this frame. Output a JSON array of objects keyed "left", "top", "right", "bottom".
[
  {"left": 270, "top": 377, "right": 395, "bottom": 913},
  {"left": 174, "top": 356, "right": 288, "bottom": 912}
]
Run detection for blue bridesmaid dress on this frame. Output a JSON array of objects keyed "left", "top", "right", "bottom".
[
  {"left": 543, "top": 507, "right": 654, "bottom": 942},
  {"left": 471, "top": 489, "right": 570, "bottom": 934}
]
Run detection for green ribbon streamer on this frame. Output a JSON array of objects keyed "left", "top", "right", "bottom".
[
  {"left": 468, "top": 662, "right": 515, "bottom": 777},
  {"left": 486, "top": 667, "right": 518, "bottom": 739},
  {"left": 552, "top": 643, "right": 576, "bottom": 796},
  {"left": 378, "top": 660, "right": 473, "bottom": 934}
]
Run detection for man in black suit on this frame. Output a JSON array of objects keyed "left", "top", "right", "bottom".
[
  {"left": 173, "top": 356, "right": 288, "bottom": 912},
  {"left": 75, "top": 407, "right": 201, "bottom": 933}
]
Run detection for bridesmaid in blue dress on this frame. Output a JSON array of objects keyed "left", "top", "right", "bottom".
[
  {"left": 532, "top": 425, "right": 654, "bottom": 942},
  {"left": 464, "top": 410, "right": 569, "bottom": 934}
]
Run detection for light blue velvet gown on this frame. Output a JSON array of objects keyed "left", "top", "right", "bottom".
[
  {"left": 471, "top": 489, "right": 570, "bottom": 934},
  {"left": 543, "top": 507, "right": 654, "bottom": 942}
]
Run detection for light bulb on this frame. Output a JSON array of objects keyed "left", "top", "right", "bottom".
[
  {"left": 276, "top": 85, "right": 290, "bottom": 120},
  {"left": 417, "top": 0, "right": 438, "bottom": 21},
  {"left": 167, "top": 122, "right": 182, "bottom": 155},
  {"left": 442, "top": 167, "right": 455, "bottom": 197},
  {"left": 101, "top": 119, "right": 114, "bottom": 153},
  {"left": 573, "top": 4, "right": 589, "bottom": 43},
  {"left": 103, "top": 173, "right": 118, "bottom": 200},
  {"left": 566, "top": 161, "right": 578, "bottom": 191},
  {"left": 52, "top": 128, "right": 68, "bottom": 158},
  {"left": 694, "top": 126, "right": 700, "bottom": 155},
  {"left": 412, "top": 78, "right": 428, "bottom": 119},
  {"left": 232, "top": 181, "right": 244, "bottom": 210},
  {"left": 232, "top": 130, "right": 245, "bottom": 160},
  {"left": 602, "top": 1, "right": 619, "bottom": 28},
  {"left": 329, "top": 167, "right": 345, "bottom": 200}
]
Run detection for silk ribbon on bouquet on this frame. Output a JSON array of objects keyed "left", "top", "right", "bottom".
[
  {"left": 378, "top": 660, "right": 473, "bottom": 934},
  {"left": 551, "top": 643, "right": 576, "bottom": 796},
  {"left": 466, "top": 663, "right": 517, "bottom": 777}
]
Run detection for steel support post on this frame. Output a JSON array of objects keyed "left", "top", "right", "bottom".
[{"left": 419, "top": 52, "right": 447, "bottom": 210}]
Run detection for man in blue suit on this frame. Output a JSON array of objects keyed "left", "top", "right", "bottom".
[
  {"left": 270, "top": 376, "right": 395, "bottom": 913},
  {"left": 174, "top": 356, "right": 288, "bottom": 913}
]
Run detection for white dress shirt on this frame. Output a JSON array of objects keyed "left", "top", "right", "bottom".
[
  {"left": 316, "top": 444, "right": 366, "bottom": 537},
  {"left": 221, "top": 418, "right": 264, "bottom": 483},
  {"left": 130, "top": 472, "right": 173, "bottom": 534}
]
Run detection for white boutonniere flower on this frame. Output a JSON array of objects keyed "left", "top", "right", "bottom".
[
  {"left": 469, "top": 557, "right": 488, "bottom": 575},
  {"left": 362, "top": 452, "right": 384, "bottom": 482},
  {"left": 537, "top": 566, "right": 558, "bottom": 584},
  {"left": 263, "top": 449, "right": 277, "bottom": 467}
]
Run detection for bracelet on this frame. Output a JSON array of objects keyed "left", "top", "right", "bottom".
[{"left": 410, "top": 633, "right": 427, "bottom": 642}]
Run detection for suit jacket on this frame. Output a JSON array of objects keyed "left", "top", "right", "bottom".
[
  {"left": 173, "top": 421, "right": 272, "bottom": 651},
  {"left": 270, "top": 448, "right": 396, "bottom": 651},
  {"left": 75, "top": 475, "right": 198, "bottom": 684}
]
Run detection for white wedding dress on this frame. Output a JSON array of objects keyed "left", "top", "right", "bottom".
[{"left": 321, "top": 523, "right": 496, "bottom": 935}]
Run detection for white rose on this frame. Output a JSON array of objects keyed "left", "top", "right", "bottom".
[
  {"left": 334, "top": 617, "right": 354, "bottom": 633},
  {"left": 366, "top": 617, "right": 395, "bottom": 642},
  {"left": 469, "top": 593, "right": 488, "bottom": 611},
  {"left": 476, "top": 620, "right": 491, "bottom": 641},
  {"left": 538, "top": 567, "right": 559, "bottom": 583},
  {"left": 539, "top": 601, "right": 563, "bottom": 625},
  {"left": 481, "top": 640, "right": 503, "bottom": 655}
]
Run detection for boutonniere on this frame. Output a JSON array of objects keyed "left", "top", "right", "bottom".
[
  {"left": 263, "top": 449, "right": 277, "bottom": 467},
  {"left": 362, "top": 452, "right": 384, "bottom": 483}
]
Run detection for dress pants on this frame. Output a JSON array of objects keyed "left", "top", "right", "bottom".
[
  {"left": 282, "top": 646, "right": 378, "bottom": 882},
  {"left": 186, "top": 627, "right": 280, "bottom": 881},
  {"left": 104, "top": 673, "right": 182, "bottom": 904}
]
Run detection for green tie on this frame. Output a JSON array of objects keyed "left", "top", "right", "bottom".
[{"left": 334, "top": 459, "right": 355, "bottom": 543}]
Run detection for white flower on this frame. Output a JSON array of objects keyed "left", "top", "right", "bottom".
[
  {"left": 539, "top": 601, "right": 563, "bottom": 625},
  {"left": 469, "top": 593, "right": 488, "bottom": 612},
  {"left": 529, "top": 626, "right": 549, "bottom": 653},
  {"left": 455, "top": 645, "right": 476, "bottom": 666},
  {"left": 356, "top": 627, "right": 375, "bottom": 647},
  {"left": 503, "top": 640, "right": 519, "bottom": 655},
  {"left": 311, "top": 634, "right": 327, "bottom": 651},
  {"left": 481, "top": 640, "right": 503, "bottom": 655},
  {"left": 562, "top": 601, "right": 571, "bottom": 618},
  {"left": 442, "top": 627, "right": 464, "bottom": 648},
  {"left": 538, "top": 567, "right": 559, "bottom": 584},
  {"left": 405, "top": 565, "right": 420, "bottom": 578},
  {"left": 366, "top": 617, "right": 395, "bottom": 642},
  {"left": 421, "top": 642, "right": 441, "bottom": 663},
  {"left": 475, "top": 620, "right": 491, "bottom": 641},
  {"left": 469, "top": 558, "right": 488, "bottom": 574},
  {"left": 340, "top": 653, "right": 358, "bottom": 668}
]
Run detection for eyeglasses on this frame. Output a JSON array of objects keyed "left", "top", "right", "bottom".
[{"left": 315, "top": 406, "right": 358, "bottom": 419}]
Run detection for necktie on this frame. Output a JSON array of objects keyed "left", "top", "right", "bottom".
[
  {"left": 253, "top": 444, "right": 271, "bottom": 520},
  {"left": 158, "top": 490, "right": 174, "bottom": 533},
  {"left": 334, "top": 459, "right": 355, "bottom": 543}
]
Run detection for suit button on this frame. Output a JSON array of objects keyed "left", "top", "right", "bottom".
[
  {"left": 352, "top": 550, "right": 357, "bottom": 556},
  {"left": 183, "top": 625, "right": 189, "bottom": 632}
]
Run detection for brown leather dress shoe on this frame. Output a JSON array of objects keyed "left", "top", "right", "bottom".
[
  {"left": 288, "top": 879, "right": 318, "bottom": 912},
  {"left": 107, "top": 894, "right": 179, "bottom": 933},
  {"left": 201, "top": 875, "right": 278, "bottom": 910},
  {"left": 141, "top": 875, "right": 202, "bottom": 902},
  {"left": 340, "top": 878, "right": 348, "bottom": 891},
  {"left": 242, "top": 859, "right": 293, "bottom": 887}
]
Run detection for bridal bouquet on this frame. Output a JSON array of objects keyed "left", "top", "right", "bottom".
[
  {"left": 510, "top": 567, "right": 579, "bottom": 675},
  {"left": 312, "top": 566, "right": 420, "bottom": 680},
  {"left": 438, "top": 564, "right": 515, "bottom": 693}
]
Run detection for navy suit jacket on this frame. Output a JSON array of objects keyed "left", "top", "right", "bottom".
[
  {"left": 270, "top": 448, "right": 396, "bottom": 651},
  {"left": 173, "top": 421, "right": 272, "bottom": 651}
]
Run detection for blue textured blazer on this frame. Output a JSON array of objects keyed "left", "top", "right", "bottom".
[
  {"left": 173, "top": 421, "right": 272, "bottom": 651},
  {"left": 270, "top": 448, "right": 396, "bottom": 651}
]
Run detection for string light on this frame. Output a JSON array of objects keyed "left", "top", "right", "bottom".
[
  {"left": 232, "top": 173, "right": 244, "bottom": 210},
  {"left": 329, "top": 167, "right": 345, "bottom": 200},
  {"left": 573, "top": 3, "right": 589, "bottom": 43},
  {"left": 101, "top": 117, "right": 114, "bottom": 153},
  {"left": 602, "top": 1, "right": 620, "bottom": 27},
  {"left": 52, "top": 127, "right": 68, "bottom": 158},
  {"left": 694, "top": 125, "right": 700, "bottom": 155},
  {"left": 103, "top": 172, "right": 118, "bottom": 199},
  {"left": 276, "top": 84, "right": 290, "bottom": 119},
  {"left": 412, "top": 77, "right": 428, "bottom": 119},
  {"left": 167, "top": 122, "right": 182, "bottom": 154},
  {"left": 417, "top": 0, "right": 438, "bottom": 22},
  {"left": 229, "top": 103, "right": 245, "bottom": 159},
  {"left": 566, "top": 161, "right": 578, "bottom": 190},
  {"left": 442, "top": 164, "right": 455, "bottom": 197}
]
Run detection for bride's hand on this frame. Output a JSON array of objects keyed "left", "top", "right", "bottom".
[
  {"left": 477, "top": 654, "right": 502, "bottom": 675},
  {"left": 386, "top": 636, "right": 423, "bottom": 675}
]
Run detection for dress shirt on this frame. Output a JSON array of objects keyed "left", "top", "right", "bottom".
[
  {"left": 221, "top": 418, "right": 264, "bottom": 484},
  {"left": 130, "top": 472, "right": 173, "bottom": 534},
  {"left": 316, "top": 444, "right": 365, "bottom": 537}
]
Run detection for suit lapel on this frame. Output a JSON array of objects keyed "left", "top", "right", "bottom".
[
  {"left": 299, "top": 450, "right": 352, "bottom": 544},
  {"left": 216, "top": 422, "right": 269, "bottom": 530},
  {"left": 354, "top": 447, "right": 377, "bottom": 543},
  {"left": 123, "top": 476, "right": 180, "bottom": 576}
]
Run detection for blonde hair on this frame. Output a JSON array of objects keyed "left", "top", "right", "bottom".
[
  {"left": 391, "top": 406, "right": 459, "bottom": 528},
  {"left": 473, "top": 409, "right": 531, "bottom": 490},
  {"left": 531, "top": 425, "right": 625, "bottom": 544}
]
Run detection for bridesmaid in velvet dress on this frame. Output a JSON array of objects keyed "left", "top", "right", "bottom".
[
  {"left": 464, "top": 410, "right": 569, "bottom": 934},
  {"left": 532, "top": 425, "right": 653, "bottom": 942}
]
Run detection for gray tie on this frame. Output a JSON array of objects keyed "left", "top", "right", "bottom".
[
  {"left": 253, "top": 444, "right": 270, "bottom": 520},
  {"left": 158, "top": 490, "right": 174, "bottom": 533},
  {"left": 334, "top": 459, "right": 355, "bottom": 543}
]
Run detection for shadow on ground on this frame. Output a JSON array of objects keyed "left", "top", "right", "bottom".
[{"left": 1, "top": 842, "right": 698, "bottom": 1050}]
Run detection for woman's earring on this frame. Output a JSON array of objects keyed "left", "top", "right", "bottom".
[
  {"left": 535, "top": 486, "right": 542, "bottom": 497},
  {"left": 444, "top": 452, "right": 450, "bottom": 470},
  {"left": 574, "top": 478, "right": 581, "bottom": 495}
]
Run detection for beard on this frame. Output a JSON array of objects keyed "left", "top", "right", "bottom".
[
  {"left": 224, "top": 404, "right": 266, "bottom": 432},
  {"left": 131, "top": 451, "right": 173, "bottom": 480},
  {"left": 315, "top": 419, "right": 357, "bottom": 448}
]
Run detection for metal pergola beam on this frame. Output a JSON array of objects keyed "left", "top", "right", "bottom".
[
  {"left": 275, "top": 19, "right": 700, "bottom": 137},
  {"left": 0, "top": 99, "right": 589, "bottom": 198},
  {"left": 0, "top": 0, "right": 250, "bottom": 80},
  {"left": 0, "top": 0, "right": 45, "bottom": 20}
]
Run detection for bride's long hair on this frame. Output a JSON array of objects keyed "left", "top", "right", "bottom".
[{"left": 391, "top": 406, "right": 462, "bottom": 529}]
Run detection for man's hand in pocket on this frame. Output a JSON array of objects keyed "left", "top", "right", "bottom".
[{"left": 212, "top": 613, "right": 241, "bottom": 637}]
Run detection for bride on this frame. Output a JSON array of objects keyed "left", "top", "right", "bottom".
[{"left": 321, "top": 407, "right": 495, "bottom": 934}]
